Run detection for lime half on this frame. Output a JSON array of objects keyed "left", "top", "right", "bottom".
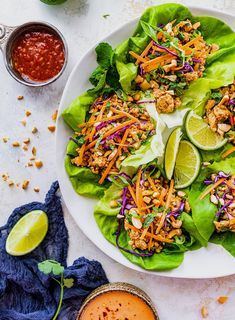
[
  {"left": 174, "top": 140, "right": 201, "bottom": 189},
  {"left": 6, "top": 210, "right": 48, "bottom": 256},
  {"left": 185, "top": 110, "right": 227, "bottom": 151},
  {"left": 164, "top": 127, "right": 182, "bottom": 180}
]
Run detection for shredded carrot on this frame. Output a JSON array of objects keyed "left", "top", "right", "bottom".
[
  {"left": 117, "top": 128, "right": 130, "bottom": 156},
  {"left": 140, "top": 227, "right": 149, "bottom": 240},
  {"left": 85, "top": 119, "right": 136, "bottom": 150},
  {"left": 141, "top": 40, "right": 154, "bottom": 58},
  {"left": 98, "top": 129, "right": 130, "bottom": 184},
  {"left": 165, "top": 179, "right": 174, "bottom": 209},
  {"left": 229, "top": 114, "right": 235, "bottom": 126},
  {"left": 148, "top": 224, "right": 154, "bottom": 250},
  {"left": 159, "top": 188, "right": 167, "bottom": 207},
  {"left": 182, "top": 35, "right": 202, "bottom": 49},
  {"left": 141, "top": 53, "right": 173, "bottom": 68},
  {"left": 155, "top": 213, "right": 165, "bottom": 235},
  {"left": 129, "top": 51, "right": 148, "bottom": 63},
  {"left": 87, "top": 103, "right": 107, "bottom": 142},
  {"left": 136, "top": 169, "right": 143, "bottom": 212},
  {"left": 222, "top": 146, "right": 235, "bottom": 159},
  {"left": 128, "top": 185, "right": 137, "bottom": 205},
  {"left": 75, "top": 144, "right": 86, "bottom": 166},
  {"left": 199, "top": 178, "right": 226, "bottom": 200},
  {"left": 110, "top": 107, "right": 140, "bottom": 123},
  {"left": 225, "top": 181, "right": 235, "bottom": 190},
  {"left": 79, "top": 114, "right": 124, "bottom": 128},
  {"left": 125, "top": 222, "right": 173, "bottom": 243},
  {"left": 148, "top": 176, "right": 158, "bottom": 193}
]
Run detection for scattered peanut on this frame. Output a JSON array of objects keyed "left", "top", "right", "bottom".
[
  {"left": 48, "top": 125, "right": 56, "bottom": 132},
  {"left": 25, "top": 111, "right": 31, "bottom": 117},
  {"left": 21, "top": 120, "right": 27, "bottom": 126},
  {"left": 2, "top": 137, "right": 9, "bottom": 143},
  {"left": 52, "top": 110, "right": 58, "bottom": 121},
  {"left": 217, "top": 296, "right": 228, "bottom": 304},
  {"left": 201, "top": 306, "right": 208, "bottom": 318},
  {"left": 27, "top": 162, "right": 33, "bottom": 167},
  {"left": 23, "top": 138, "right": 30, "bottom": 144},
  {"left": 29, "top": 156, "right": 35, "bottom": 161},
  {"left": 2, "top": 173, "right": 9, "bottom": 181},
  {"left": 32, "top": 147, "right": 37, "bottom": 156},
  {"left": 22, "top": 180, "right": 30, "bottom": 190},
  {"left": 8, "top": 180, "right": 14, "bottom": 187},
  {"left": 17, "top": 95, "right": 24, "bottom": 100},
  {"left": 22, "top": 145, "right": 28, "bottom": 151},
  {"left": 32, "top": 127, "right": 38, "bottom": 134},
  {"left": 33, "top": 187, "right": 40, "bottom": 193},
  {"left": 35, "top": 159, "right": 43, "bottom": 168},
  {"left": 12, "top": 141, "right": 20, "bottom": 147}
]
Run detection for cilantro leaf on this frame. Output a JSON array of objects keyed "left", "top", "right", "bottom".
[
  {"left": 89, "top": 66, "right": 105, "bottom": 87},
  {"left": 95, "top": 42, "right": 114, "bottom": 69},
  {"left": 38, "top": 260, "right": 64, "bottom": 276},
  {"left": 63, "top": 278, "right": 74, "bottom": 288}
]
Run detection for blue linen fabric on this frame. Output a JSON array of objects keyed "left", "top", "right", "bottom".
[{"left": 0, "top": 181, "right": 108, "bottom": 320}]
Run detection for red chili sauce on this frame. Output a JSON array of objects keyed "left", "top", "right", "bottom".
[{"left": 12, "top": 30, "right": 65, "bottom": 82}]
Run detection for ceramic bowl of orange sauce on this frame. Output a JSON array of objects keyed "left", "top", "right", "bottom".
[{"left": 77, "top": 282, "right": 159, "bottom": 320}]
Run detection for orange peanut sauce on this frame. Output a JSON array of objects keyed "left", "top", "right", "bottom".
[{"left": 79, "top": 290, "right": 156, "bottom": 320}]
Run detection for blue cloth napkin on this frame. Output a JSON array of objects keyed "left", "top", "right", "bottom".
[{"left": 0, "top": 181, "right": 108, "bottom": 320}]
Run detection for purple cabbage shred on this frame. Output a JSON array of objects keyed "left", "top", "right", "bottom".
[
  {"left": 153, "top": 42, "right": 179, "bottom": 58},
  {"left": 216, "top": 200, "right": 233, "bottom": 218}
]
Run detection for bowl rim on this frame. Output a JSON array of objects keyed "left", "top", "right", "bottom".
[
  {"left": 76, "top": 282, "right": 159, "bottom": 320},
  {"left": 3, "top": 21, "right": 68, "bottom": 87}
]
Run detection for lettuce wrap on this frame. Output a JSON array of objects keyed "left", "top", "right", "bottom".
[
  {"left": 187, "top": 157, "right": 235, "bottom": 257},
  {"left": 94, "top": 176, "right": 205, "bottom": 271}
]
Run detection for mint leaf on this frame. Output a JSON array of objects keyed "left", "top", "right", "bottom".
[
  {"left": 140, "top": 21, "right": 158, "bottom": 43},
  {"left": 63, "top": 278, "right": 74, "bottom": 288},
  {"left": 95, "top": 42, "right": 114, "bottom": 69}
]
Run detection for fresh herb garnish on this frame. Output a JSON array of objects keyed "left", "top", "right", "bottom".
[
  {"left": 211, "top": 92, "right": 223, "bottom": 103},
  {"left": 95, "top": 134, "right": 104, "bottom": 149},
  {"left": 143, "top": 213, "right": 157, "bottom": 228},
  {"left": 38, "top": 260, "right": 74, "bottom": 320}
]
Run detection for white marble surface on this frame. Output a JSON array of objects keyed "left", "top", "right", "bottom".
[{"left": 1, "top": 1, "right": 235, "bottom": 319}]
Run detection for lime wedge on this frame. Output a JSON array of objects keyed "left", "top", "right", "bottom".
[
  {"left": 185, "top": 110, "right": 227, "bottom": 150},
  {"left": 6, "top": 210, "right": 48, "bottom": 256},
  {"left": 174, "top": 140, "right": 201, "bottom": 189},
  {"left": 164, "top": 127, "right": 182, "bottom": 180}
]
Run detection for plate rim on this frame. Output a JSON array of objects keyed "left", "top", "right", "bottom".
[{"left": 56, "top": 5, "right": 235, "bottom": 279}]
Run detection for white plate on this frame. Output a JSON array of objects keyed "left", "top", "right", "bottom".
[{"left": 56, "top": 6, "right": 235, "bottom": 278}]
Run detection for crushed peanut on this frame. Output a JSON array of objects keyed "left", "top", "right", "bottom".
[
  {"left": 22, "top": 180, "right": 30, "bottom": 190},
  {"left": 34, "top": 187, "right": 40, "bottom": 193},
  {"left": 12, "top": 141, "right": 20, "bottom": 147},
  {"left": 8, "top": 180, "right": 14, "bottom": 187},
  {"left": 25, "top": 111, "right": 31, "bottom": 117},
  {"left": 2, "top": 137, "right": 9, "bottom": 143},
  {"left": 48, "top": 125, "right": 56, "bottom": 132},
  {"left": 217, "top": 296, "right": 228, "bottom": 304},
  {"left": 2, "top": 173, "right": 9, "bottom": 181},
  {"left": 52, "top": 110, "right": 58, "bottom": 121},
  {"left": 27, "top": 162, "right": 33, "bottom": 167},
  {"left": 23, "top": 145, "right": 28, "bottom": 151},
  {"left": 32, "top": 127, "right": 38, "bottom": 134},
  {"left": 21, "top": 120, "right": 27, "bottom": 126},
  {"left": 32, "top": 147, "right": 37, "bottom": 156},
  {"left": 201, "top": 306, "right": 209, "bottom": 318},
  {"left": 23, "top": 138, "right": 30, "bottom": 144},
  {"left": 29, "top": 156, "right": 35, "bottom": 161},
  {"left": 35, "top": 159, "right": 43, "bottom": 168},
  {"left": 17, "top": 95, "right": 24, "bottom": 100}
]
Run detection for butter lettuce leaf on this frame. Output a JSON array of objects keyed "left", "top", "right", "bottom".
[{"left": 94, "top": 178, "right": 204, "bottom": 271}]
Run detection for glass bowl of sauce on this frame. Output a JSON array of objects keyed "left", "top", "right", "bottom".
[
  {"left": 0, "top": 21, "right": 68, "bottom": 86},
  {"left": 77, "top": 282, "right": 159, "bottom": 320}
]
